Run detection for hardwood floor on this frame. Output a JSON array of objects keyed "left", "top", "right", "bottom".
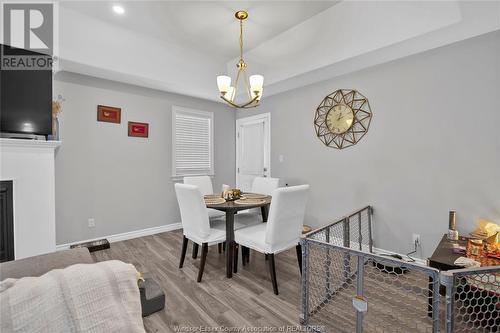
[
  {"left": 90, "top": 230, "right": 488, "bottom": 332},
  {"left": 91, "top": 230, "right": 302, "bottom": 333}
]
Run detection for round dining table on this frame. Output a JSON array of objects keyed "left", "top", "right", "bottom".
[{"left": 205, "top": 194, "right": 271, "bottom": 278}]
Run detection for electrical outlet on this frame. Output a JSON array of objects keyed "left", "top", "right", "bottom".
[
  {"left": 88, "top": 218, "right": 95, "bottom": 228},
  {"left": 412, "top": 234, "right": 421, "bottom": 247}
]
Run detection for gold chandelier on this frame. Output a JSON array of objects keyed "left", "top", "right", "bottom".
[{"left": 217, "top": 10, "right": 264, "bottom": 108}]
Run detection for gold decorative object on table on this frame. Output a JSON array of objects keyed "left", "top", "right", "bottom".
[
  {"left": 223, "top": 189, "right": 242, "bottom": 201},
  {"left": 468, "top": 239, "right": 484, "bottom": 257},
  {"left": 314, "top": 89, "right": 372, "bottom": 149},
  {"left": 484, "top": 234, "right": 500, "bottom": 259},
  {"left": 470, "top": 218, "right": 499, "bottom": 241},
  {"left": 467, "top": 218, "right": 500, "bottom": 261}
]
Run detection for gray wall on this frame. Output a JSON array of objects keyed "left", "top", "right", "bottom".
[
  {"left": 237, "top": 31, "right": 500, "bottom": 258},
  {"left": 54, "top": 73, "right": 235, "bottom": 245}
]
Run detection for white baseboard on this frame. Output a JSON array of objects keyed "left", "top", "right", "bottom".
[
  {"left": 328, "top": 236, "right": 428, "bottom": 266},
  {"left": 56, "top": 224, "right": 428, "bottom": 267},
  {"left": 56, "top": 223, "right": 183, "bottom": 251},
  {"left": 372, "top": 246, "right": 427, "bottom": 266}
]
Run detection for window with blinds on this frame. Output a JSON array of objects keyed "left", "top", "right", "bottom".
[{"left": 172, "top": 106, "right": 214, "bottom": 177}]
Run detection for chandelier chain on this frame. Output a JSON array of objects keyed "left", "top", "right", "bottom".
[{"left": 239, "top": 18, "right": 244, "bottom": 62}]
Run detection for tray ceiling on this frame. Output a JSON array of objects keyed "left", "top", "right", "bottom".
[{"left": 54, "top": 1, "right": 500, "bottom": 103}]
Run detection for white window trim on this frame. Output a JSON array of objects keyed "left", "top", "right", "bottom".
[{"left": 171, "top": 106, "right": 214, "bottom": 180}]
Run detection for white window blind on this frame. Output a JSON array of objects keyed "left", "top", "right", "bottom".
[{"left": 172, "top": 107, "right": 214, "bottom": 177}]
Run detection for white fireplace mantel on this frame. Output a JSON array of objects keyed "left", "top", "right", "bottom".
[
  {"left": 0, "top": 138, "right": 61, "bottom": 259},
  {"left": 0, "top": 138, "right": 62, "bottom": 150}
]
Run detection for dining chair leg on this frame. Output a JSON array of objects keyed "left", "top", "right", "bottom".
[
  {"left": 242, "top": 246, "right": 250, "bottom": 266},
  {"left": 296, "top": 244, "right": 302, "bottom": 275},
  {"left": 179, "top": 236, "right": 188, "bottom": 268},
  {"left": 197, "top": 243, "right": 208, "bottom": 282},
  {"left": 218, "top": 243, "right": 222, "bottom": 254},
  {"left": 268, "top": 253, "right": 279, "bottom": 295},
  {"left": 233, "top": 244, "right": 239, "bottom": 273},
  {"left": 192, "top": 243, "right": 199, "bottom": 259},
  {"left": 241, "top": 246, "right": 246, "bottom": 266}
]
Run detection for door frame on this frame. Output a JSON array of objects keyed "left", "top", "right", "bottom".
[{"left": 236, "top": 113, "right": 271, "bottom": 189}]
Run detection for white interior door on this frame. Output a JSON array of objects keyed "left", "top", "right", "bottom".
[{"left": 236, "top": 113, "right": 271, "bottom": 192}]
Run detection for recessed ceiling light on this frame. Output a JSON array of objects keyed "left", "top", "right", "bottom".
[{"left": 112, "top": 5, "right": 125, "bottom": 15}]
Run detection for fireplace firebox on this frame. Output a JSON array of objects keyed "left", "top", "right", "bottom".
[{"left": 0, "top": 180, "right": 14, "bottom": 262}]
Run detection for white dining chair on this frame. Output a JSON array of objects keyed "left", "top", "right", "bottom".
[
  {"left": 183, "top": 176, "right": 226, "bottom": 257},
  {"left": 183, "top": 176, "right": 213, "bottom": 195},
  {"left": 233, "top": 184, "right": 309, "bottom": 295},
  {"left": 236, "top": 177, "right": 280, "bottom": 262},
  {"left": 251, "top": 177, "right": 279, "bottom": 195},
  {"left": 245, "top": 177, "right": 279, "bottom": 215},
  {"left": 175, "top": 183, "right": 226, "bottom": 282},
  {"left": 183, "top": 176, "right": 225, "bottom": 218}
]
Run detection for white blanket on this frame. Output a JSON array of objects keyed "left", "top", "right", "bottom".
[{"left": 1, "top": 260, "right": 146, "bottom": 333}]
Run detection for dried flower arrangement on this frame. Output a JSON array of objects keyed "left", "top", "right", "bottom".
[
  {"left": 52, "top": 94, "right": 64, "bottom": 118},
  {"left": 51, "top": 94, "right": 65, "bottom": 140}
]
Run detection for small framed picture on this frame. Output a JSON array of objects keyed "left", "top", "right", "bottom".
[
  {"left": 97, "top": 105, "right": 121, "bottom": 123},
  {"left": 128, "top": 121, "right": 149, "bottom": 138}
]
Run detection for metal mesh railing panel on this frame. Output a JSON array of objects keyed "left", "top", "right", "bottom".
[
  {"left": 302, "top": 240, "right": 440, "bottom": 333},
  {"left": 301, "top": 206, "right": 441, "bottom": 333},
  {"left": 362, "top": 257, "right": 438, "bottom": 333},
  {"left": 347, "top": 209, "right": 372, "bottom": 253},
  {"left": 445, "top": 267, "right": 500, "bottom": 332},
  {"left": 308, "top": 219, "right": 345, "bottom": 246},
  {"left": 305, "top": 240, "right": 357, "bottom": 332},
  {"left": 307, "top": 206, "right": 373, "bottom": 252},
  {"left": 302, "top": 205, "right": 500, "bottom": 333}
]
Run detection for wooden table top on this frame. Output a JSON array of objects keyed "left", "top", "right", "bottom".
[
  {"left": 205, "top": 193, "right": 271, "bottom": 211},
  {"left": 429, "top": 234, "right": 500, "bottom": 269},
  {"left": 428, "top": 235, "right": 468, "bottom": 269}
]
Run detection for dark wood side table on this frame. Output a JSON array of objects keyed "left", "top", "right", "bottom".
[
  {"left": 427, "top": 234, "right": 500, "bottom": 323},
  {"left": 206, "top": 195, "right": 271, "bottom": 278},
  {"left": 427, "top": 234, "right": 467, "bottom": 315},
  {"left": 428, "top": 234, "right": 468, "bottom": 271}
]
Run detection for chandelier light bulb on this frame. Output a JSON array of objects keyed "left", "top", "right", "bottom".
[
  {"left": 217, "top": 75, "right": 231, "bottom": 93},
  {"left": 112, "top": 5, "right": 125, "bottom": 15},
  {"left": 249, "top": 75, "right": 264, "bottom": 91}
]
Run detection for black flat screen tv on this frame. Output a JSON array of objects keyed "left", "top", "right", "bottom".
[{"left": 0, "top": 44, "right": 52, "bottom": 137}]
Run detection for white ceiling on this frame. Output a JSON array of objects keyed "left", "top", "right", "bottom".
[
  {"left": 55, "top": 1, "right": 500, "bottom": 103},
  {"left": 60, "top": 1, "right": 338, "bottom": 61}
]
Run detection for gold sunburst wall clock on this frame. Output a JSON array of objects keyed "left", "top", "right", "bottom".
[{"left": 314, "top": 89, "right": 373, "bottom": 149}]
